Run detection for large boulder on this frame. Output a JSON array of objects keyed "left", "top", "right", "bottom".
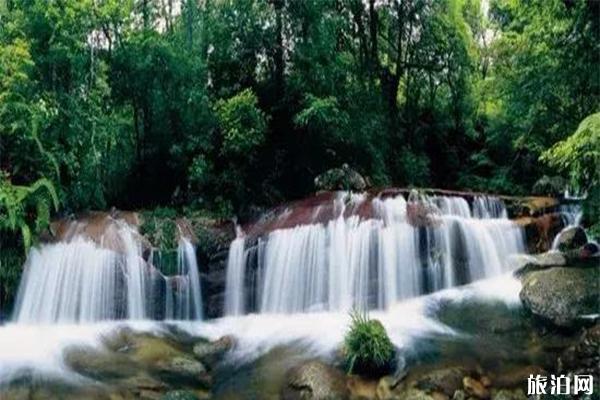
[
  {"left": 553, "top": 226, "right": 587, "bottom": 251},
  {"left": 314, "top": 164, "right": 367, "bottom": 192},
  {"left": 282, "top": 360, "right": 350, "bottom": 400},
  {"left": 519, "top": 266, "right": 599, "bottom": 328},
  {"left": 415, "top": 366, "right": 467, "bottom": 397}
]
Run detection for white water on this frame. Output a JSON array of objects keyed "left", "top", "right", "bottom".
[
  {"left": 0, "top": 273, "right": 522, "bottom": 385},
  {"left": 551, "top": 203, "right": 585, "bottom": 250},
  {"left": 224, "top": 237, "right": 247, "bottom": 315},
  {"left": 12, "top": 221, "right": 203, "bottom": 323},
  {"left": 225, "top": 193, "right": 525, "bottom": 315}
]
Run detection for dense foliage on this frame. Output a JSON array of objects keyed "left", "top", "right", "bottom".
[
  {"left": 344, "top": 311, "right": 396, "bottom": 377},
  {"left": 0, "top": 0, "right": 598, "bottom": 236}
]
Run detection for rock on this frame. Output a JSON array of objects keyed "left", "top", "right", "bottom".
[
  {"left": 491, "top": 365, "right": 545, "bottom": 388},
  {"left": 155, "top": 356, "right": 210, "bottom": 386},
  {"left": 346, "top": 375, "right": 378, "bottom": 399},
  {"left": 479, "top": 376, "right": 491, "bottom": 388},
  {"left": 192, "top": 335, "right": 235, "bottom": 363},
  {"left": 451, "top": 390, "right": 466, "bottom": 400},
  {"left": 390, "top": 388, "right": 440, "bottom": 400},
  {"left": 553, "top": 226, "right": 587, "bottom": 251},
  {"left": 314, "top": 164, "right": 367, "bottom": 192},
  {"left": 282, "top": 360, "right": 349, "bottom": 400},
  {"left": 64, "top": 345, "right": 137, "bottom": 379},
  {"left": 415, "top": 367, "right": 467, "bottom": 397},
  {"left": 513, "top": 252, "right": 566, "bottom": 276},
  {"left": 490, "top": 389, "right": 526, "bottom": 400},
  {"left": 161, "top": 391, "right": 199, "bottom": 400},
  {"left": 558, "top": 322, "right": 600, "bottom": 377},
  {"left": 119, "top": 374, "right": 168, "bottom": 398},
  {"left": 462, "top": 377, "right": 489, "bottom": 399},
  {"left": 583, "top": 242, "right": 600, "bottom": 256},
  {"left": 519, "top": 266, "right": 599, "bottom": 328}
]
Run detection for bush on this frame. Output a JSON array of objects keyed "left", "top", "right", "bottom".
[{"left": 344, "top": 311, "right": 396, "bottom": 377}]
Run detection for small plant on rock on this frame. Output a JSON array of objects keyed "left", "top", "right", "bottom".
[{"left": 343, "top": 310, "right": 396, "bottom": 377}]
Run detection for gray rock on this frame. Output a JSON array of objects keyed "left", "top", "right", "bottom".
[
  {"left": 193, "top": 335, "right": 235, "bottom": 363},
  {"left": 282, "top": 360, "right": 349, "bottom": 400},
  {"left": 161, "top": 390, "right": 200, "bottom": 400},
  {"left": 519, "top": 266, "right": 599, "bottom": 328},
  {"left": 491, "top": 389, "right": 527, "bottom": 400},
  {"left": 553, "top": 226, "right": 587, "bottom": 251},
  {"left": 513, "top": 251, "right": 566, "bottom": 276},
  {"left": 415, "top": 367, "right": 467, "bottom": 396}
]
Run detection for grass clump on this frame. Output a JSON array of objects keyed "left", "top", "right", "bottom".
[{"left": 344, "top": 311, "right": 396, "bottom": 377}]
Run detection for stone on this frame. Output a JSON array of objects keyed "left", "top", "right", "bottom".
[
  {"left": 558, "top": 323, "right": 600, "bottom": 377},
  {"left": 161, "top": 391, "right": 199, "bottom": 400},
  {"left": 553, "top": 226, "right": 588, "bottom": 251},
  {"left": 64, "top": 345, "right": 137, "bottom": 379},
  {"left": 479, "top": 376, "right": 491, "bottom": 388},
  {"left": 192, "top": 335, "right": 235, "bottom": 363},
  {"left": 462, "top": 377, "right": 489, "bottom": 399},
  {"left": 155, "top": 356, "right": 210, "bottom": 386},
  {"left": 415, "top": 367, "right": 467, "bottom": 397},
  {"left": 519, "top": 266, "right": 599, "bottom": 328},
  {"left": 491, "top": 365, "right": 545, "bottom": 388},
  {"left": 490, "top": 389, "right": 526, "bottom": 400},
  {"left": 282, "top": 360, "right": 349, "bottom": 400},
  {"left": 314, "top": 164, "right": 367, "bottom": 192},
  {"left": 452, "top": 390, "right": 466, "bottom": 400},
  {"left": 512, "top": 251, "right": 566, "bottom": 277}
]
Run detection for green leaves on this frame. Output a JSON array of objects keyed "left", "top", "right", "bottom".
[
  {"left": 0, "top": 174, "right": 59, "bottom": 252},
  {"left": 540, "top": 113, "right": 600, "bottom": 191},
  {"left": 215, "top": 88, "right": 267, "bottom": 155}
]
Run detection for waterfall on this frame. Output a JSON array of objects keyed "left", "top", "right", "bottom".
[
  {"left": 13, "top": 220, "right": 203, "bottom": 324},
  {"left": 224, "top": 237, "right": 247, "bottom": 315},
  {"left": 224, "top": 193, "right": 525, "bottom": 315},
  {"left": 551, "top": 203, "right": 585, "bottom": 250}
]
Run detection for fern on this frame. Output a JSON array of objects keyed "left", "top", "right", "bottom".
[{"left": 0, "top": 173, "right": 60, "bottom": 252}]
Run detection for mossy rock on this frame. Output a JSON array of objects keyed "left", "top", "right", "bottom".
[
  {"left": 520, "top": 266, "right": 599, "bottom": 328},
  {"left": 161, "top": 391, "right": 199, "bottom": 400}
]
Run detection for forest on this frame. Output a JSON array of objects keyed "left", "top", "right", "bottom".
[{"left": 0, "top": 0, "right": 599, "bottom": 274}]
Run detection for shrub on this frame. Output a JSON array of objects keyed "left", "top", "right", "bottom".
[{"left": 344, "top": 311, "right": 396, "bottom": 377}]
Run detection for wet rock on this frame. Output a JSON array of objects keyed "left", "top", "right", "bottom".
[
  {"left": 161, "top": 390, "right": 199, "bottom": 400},
  {"left": 490, "top": 389, "right": 526, "bottom": 400},
  {"left": 558, "top": 323, "right": 600, "bottom": 377},
  {"left": 64, "top": 345, "right": 137, "bottom": 379},
  {"left": 346, "top": 375, "right": 378, "bottom": 399},
  {"left": 415, "top": 367, "right": 467, "bottom": 397},
  {"left": 282, "top": 360, "right": 349, "bottom": 400},
  {"left": 119, "top": 374, "right": 168, "bottom": 398},
  {"left": 192, "top": 335, "right": 235, "bottom": 363},
  {"left": 553, "top": 226, "right": 587, "bottom": 251},
  {"left": 519, "top": 266, "right": 599, "bottom": 328},
  {"left": 513, "top": 252, "right": 566, "bottom": 276},
  {"left": 451, "top": 390, "right": 466, "bottom": 400},
  {"left": 491, "top": 365, "right": 545, "bottom": 388},
  {"left": 462, "top": 377, "right": 489, "bottom": 399},
  {"left": 390, "top": 388, "right": 441, "bottom": 400},
  {"left": 582, "top": 242, "right": 600, "bottom": 256},
  {"left": 314, "top": 164, "right": 367, "bottom": 192},
  {"left": 155, "top": 356, "right": 210, "bottom": 386}
]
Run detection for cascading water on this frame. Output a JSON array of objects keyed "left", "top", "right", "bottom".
[
  {"left": 12, "top": 219, "right": 203, "bottom": 323},
  {"left": 224, "top": 192, "right": 526, "bottom": 315}
]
